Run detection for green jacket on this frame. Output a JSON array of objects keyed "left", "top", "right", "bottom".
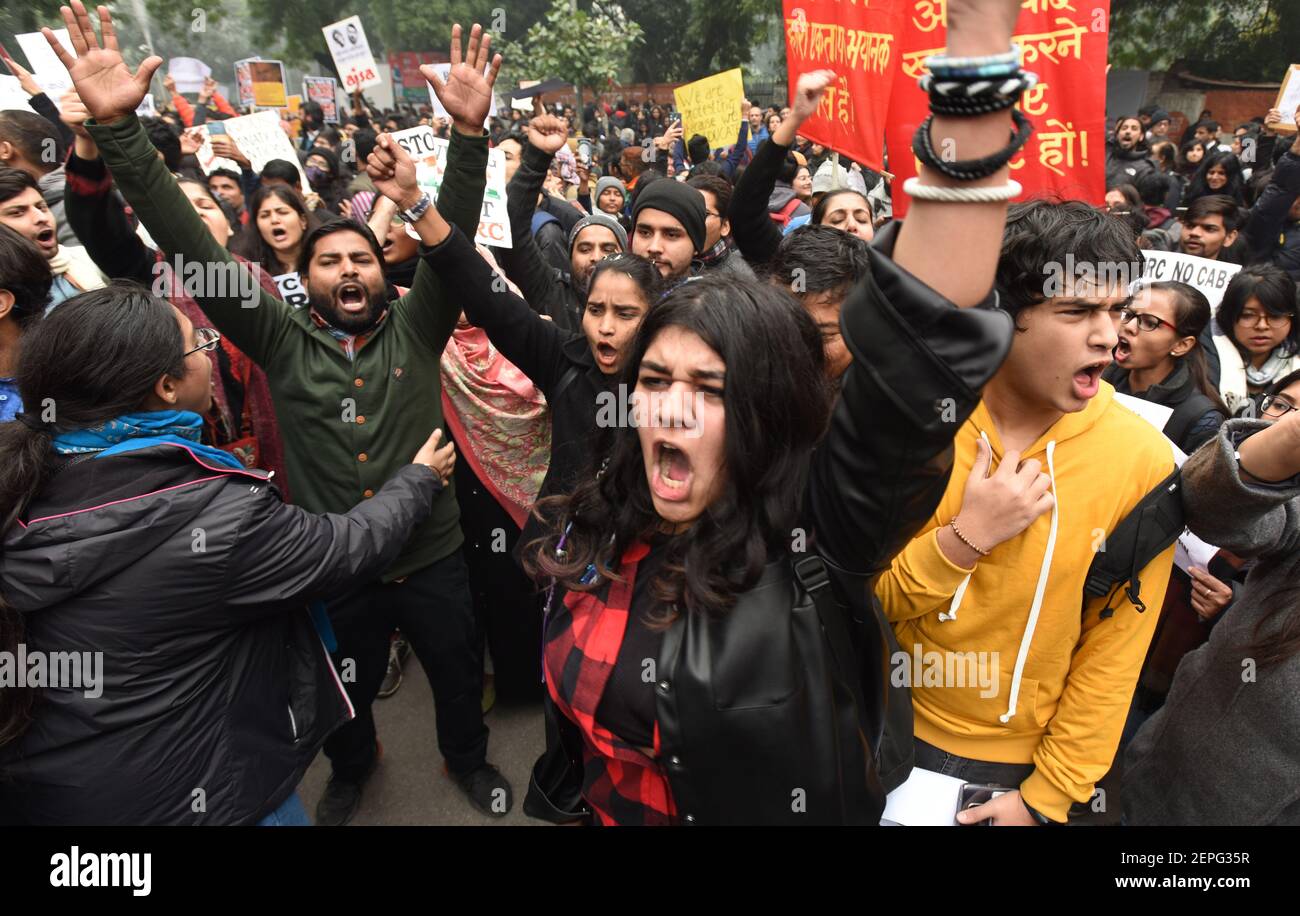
[{"left": 88, "top": 113, "right": 489, "bottom": 580}]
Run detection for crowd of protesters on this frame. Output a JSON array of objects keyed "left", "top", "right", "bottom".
[{"left": 0, "top": 0, "right": 1298, "bottom": 828}]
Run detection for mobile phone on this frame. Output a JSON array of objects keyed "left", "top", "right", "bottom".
[
  {"left": 956, "top": 783, "right": 1008, "bottom": 826},
  {"left": 207, "top": 122, "right": 226, "bottom": 136}
]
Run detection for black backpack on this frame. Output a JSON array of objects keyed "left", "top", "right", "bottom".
[{"left": 1083, "top": 467, "right": 1186, "bottom": 619}]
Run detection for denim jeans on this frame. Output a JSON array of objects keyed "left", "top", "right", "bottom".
[
  {"left": 258, "top": 791, "right": 310, "bottom": 826},
  {"left": 913, "top": 737, "right": 1036, "bottom": 788}
]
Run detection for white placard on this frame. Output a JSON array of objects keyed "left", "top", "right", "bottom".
[
  {"left": 424, "top": 65, "right": 495, "bottom": 127},
  {"left": 390, "top": 125, "right": 512, "bottom": 248},
  {"left": 136, "top": 94, "right": 157, "bottom": 118},
  {"left": 16, "top": 30, "right": 74, "bottom": 80},
  {"left": 1135, "top": 250, "right": 1241, "bottom": 311},
  {"left": 189, "top": 125, "right": 241, "bottom": 175},
  {"left": 274, "top": 272, "right": 309, "bottom": 308},
  {"left": 220, "top": 110, "right": 309, "bottom": 194},
  {"left": 322, "top": 16, "right": 380, "bottom": 93},
  {"left": 881, "top": 767, "right": 966, "bottom": 826},
  {"left": 0, "top": 75, "right": 35, "bottom": 113},
  {"left": 168, "top": 57, "right": 211, "bottom": 95}
]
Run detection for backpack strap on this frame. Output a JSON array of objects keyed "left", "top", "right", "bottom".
[
  {"left": 793, "top": 554, "right": 870, "bottom": 738},
  {"left": 1162, "top": 392, "right": 1217, "bottom": 450},
  {"left": 768, "top": 197, "right": 802, "bottom": 226},
  {"left": 1083, "top": 468, "right": 1184, "bottom": 619},
  {"left": 531, "top": 209, "right": 560, "bottom": 236}
]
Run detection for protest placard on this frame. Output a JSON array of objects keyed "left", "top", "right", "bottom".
[
  {"left": 221, "top": 110, "right": 309, "bottom": 194},
  {"left": 782, "top": 2, "right": 905, "bottom": 172},
  {"left": 424, "top": 64, "right": 494, "bottom": 127},
  {"left": 16, "top": 29, "right": 75, "bottom": 105},
  {"left": 274, "top": 273, "right": 310, "bottom": 309},
  {"left": 1136, "top": 250, "right": 1241, "bottom": 311},
  {"left": 885, "top": 0, "right": 1110, "bottom": 216},
  {"left": 168, "top": 57, "right": 211, "bottom": 95},
  {"left": 0, "top": 76, "right": 34, "bottom": 113},
  {"left": 1273, "top": 65, "right": 1300, "bottom": 134},
  {"left": 303, "top": 75, "right": 339, "bottom": 122},
  {"left": 234, "top": 59, "right": 255, "bottom": 108},
  {"left": 190, "top": 125, "right": 241, "bottom": 176},
  {"left": 390, "top": 125, "right": 512, "bottom": 248},
  {"left": 322, "top": 15, "right": 381, "bottom": 92},
  {"left": 249, "top": 60, "right": 287, "bottom": 108},
  {"left": 672, "top": 69, "right": 744, "bottom": 152}
]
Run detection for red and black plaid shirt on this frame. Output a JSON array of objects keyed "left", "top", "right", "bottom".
[{"left": 544, "top": 541, "right": 678, "bottom": 826}]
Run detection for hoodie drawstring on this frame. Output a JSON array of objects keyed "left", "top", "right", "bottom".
[{"left": 1000, "top": 440, "right": 1058, "bottom": 723}]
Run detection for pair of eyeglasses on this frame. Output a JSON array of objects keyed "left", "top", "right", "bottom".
[
  {"left": 182, "top": 327, "right": 221, "bottom": 359},
  {"left": 1237, "top": 311, "right": 1293, "bottom": 328},
  {"left": 1118, "top": 307, "right": 1178, "bottom": 334},
  {"left": 1261, "top": 394, "right": 1298, "bottom": 417}
]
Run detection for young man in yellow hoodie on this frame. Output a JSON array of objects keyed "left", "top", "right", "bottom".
[{"left": 875, "top": 200, "right": 1178, "bottom": 825}]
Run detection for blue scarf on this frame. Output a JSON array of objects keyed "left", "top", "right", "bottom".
[{"left": 51, "top": 410, "right": 247, "bottom": 471}]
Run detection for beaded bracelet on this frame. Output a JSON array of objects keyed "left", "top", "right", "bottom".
[
  {"left": 903, "top": 177, "right": 1022, "bottom": 203},
  {"left": 912, "top": 108, "right": 1034, "bottom": 182},
  {"left": 949, "top": 517, "right": 991, "bottom": 556},
  {"left": 928, "top": 91, "right": 1020, "bottom": 117},
  {"left": 926, "top": 46, "right": 1022, "bottom": 79}
]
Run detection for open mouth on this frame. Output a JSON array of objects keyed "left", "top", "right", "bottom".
[
  {"left": 270, "top": 226, "right": 288, "bottom": 243},
  {"left": 1114, "top": 337, "right": 1132, "bottom": 364},
  {"left": 651, "top": 441, "right": 693, "bottom": 502},
  {"left": 335, "top": 282, "right": 368, "bottom": 313},
  {"left": 35, "top": 227, "right": 56, "bottom": 249},
  {"left": 1072, "top": 361, "right": 1108, "bottom": 400},
  {"left": 593, "top": 341, "right": 619, "bottom": 367}
]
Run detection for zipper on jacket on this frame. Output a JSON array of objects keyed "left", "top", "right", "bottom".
[{"left": 287, "top": 703, "right": 299, "bottom": 742}]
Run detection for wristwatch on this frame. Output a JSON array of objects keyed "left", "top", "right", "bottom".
[{"left": 397, "top": 192, "right": 433, "bottom": 224}]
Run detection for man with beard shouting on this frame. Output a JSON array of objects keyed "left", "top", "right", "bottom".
[{"left": 59, "top": 4, "right": 512, "bottom": 824}]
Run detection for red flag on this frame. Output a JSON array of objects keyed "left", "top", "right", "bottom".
[
  {"left": 781, "top": 1, "right": 907, "bottom": 172},
  {"left": 885, "top": 0, "right": 1110, "bottom": 217}
]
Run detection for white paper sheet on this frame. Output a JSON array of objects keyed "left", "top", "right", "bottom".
[{"left": 881, "top": 767, "right": 966, "bottom": 826}]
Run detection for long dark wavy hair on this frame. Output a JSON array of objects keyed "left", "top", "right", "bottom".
[
  {"left": 0, "top": 286, "right": 189, "bottom": 749},
  {"left": 523, "top": 275, "right": 831, "bottom": 623},
  {"left": 1185, "top": 150, "right": 1246, "bottom": 205}
]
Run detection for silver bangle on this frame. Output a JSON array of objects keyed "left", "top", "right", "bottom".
[{"left": 903, "top": 177, "right": 1022, "bottom": 203}]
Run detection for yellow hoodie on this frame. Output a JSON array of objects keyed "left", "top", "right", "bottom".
[{"left": 875, "top": 383, "right": 1176, "bottom": 822}]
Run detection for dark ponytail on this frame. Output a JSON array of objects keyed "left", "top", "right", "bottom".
[
  {"left": 0, "top": 285, "right": 187, "bottom": 749},
  {"left": 1149, "top": 280, "right": 1231, "bottom": 417}
]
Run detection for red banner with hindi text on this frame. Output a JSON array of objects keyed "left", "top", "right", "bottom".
[
  {"left": 884, "top": 0, "right": 1109, "bottom": 217},
  {"left": 782, "top": 0, "right": 906, "bottom": 172}
]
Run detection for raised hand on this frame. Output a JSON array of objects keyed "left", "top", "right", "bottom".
[
  {"left": 179, "top": 127, "right": 203, "bottom": 157},
  {"left": 527, "top": 114, "right": 569, "bottom": 155},
  {"left": 790, "top": 70, "right": 835, "bottom": 124},
  {"left": 209, "top": 134, "right": 249, "bottom": 167},
  {"left": 43, "top": 1, "right": 163, "bottom": 124},
  {"left": 366, "top": 133, "right": 421, "bottom": 210},
  {"left": 420, "top": 23, "right": 501, "bottom": 136},
  {"left": 59, "top": 88, "right": 93, "bottom": 139}
]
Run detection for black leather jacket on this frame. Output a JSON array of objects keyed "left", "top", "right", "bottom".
[{"left": 525, "top": 222, "right": 1015, "bottom": 824}]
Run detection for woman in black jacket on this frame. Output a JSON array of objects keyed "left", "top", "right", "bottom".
[
  {"left": 385, "top": 0, "right": 1022, "bottom": 824},
  {"left": 1104, "top": 280, "right": 1228, "bottom": 454},
  {"left": 0, "top": 287, "right": 455, "bottom": 825}
]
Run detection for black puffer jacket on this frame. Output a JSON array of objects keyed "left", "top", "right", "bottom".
[
  {"left": 1105, "top": 138, "right": 1156, "bottom": 188},
  {"left": 0, "top": 445, "right": 438, "bottom": 825},
  {"left": 526, "top": 222, "right": 1015, "bottom": 824}
]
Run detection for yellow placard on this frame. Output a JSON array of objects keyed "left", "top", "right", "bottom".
[
  {"left": 249, "top": 60, "right": 287, "bottom": 108},
  {"left": 673, "top": 68, "right": 745, "bottom": 152}
]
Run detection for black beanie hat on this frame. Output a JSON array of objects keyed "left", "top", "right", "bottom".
[{"left": 632, "top": 179, "right": 708, "bottom": 254}]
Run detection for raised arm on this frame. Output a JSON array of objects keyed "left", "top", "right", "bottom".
[
  {"left": 1244, "top": 114, "right": 1300, "bottom": 263},
  {"left": 889, "top": 0, "right": 1023, "bottom": 307},
  {"left": 52, "top": 1, "right": 290, "bottom": 366},
  {"left": 496, "top": 114, "right": 573, "bottom": 323},
  {"left": 376, "top": 22, "right": 499, "bottom": 351}
]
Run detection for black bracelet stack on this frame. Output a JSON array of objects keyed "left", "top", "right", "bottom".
[{"left": 912, "top": 108, "right": 1035, "bottom": 182}]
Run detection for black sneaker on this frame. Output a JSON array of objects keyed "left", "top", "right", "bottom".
[
  {"left": 315, "top": 743, "right": 382, "bottom": 826},
  {"left": 377, "top": 636, "right": 410, "bottom": 699},
  {"left": 454, "top": 763, "right": 513, "bottom": 818}
]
